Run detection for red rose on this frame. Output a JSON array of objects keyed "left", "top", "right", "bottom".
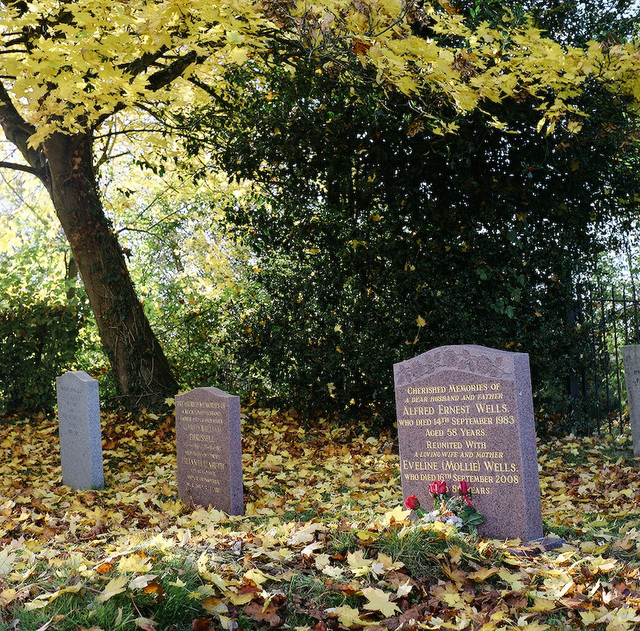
[
  {"left": 436, "top": 480, "right": 447, "bottom": 495},
  {"left": 459, "top": 480, "right": 470, "bottom": 496},
  {"left": 404, "top": 494, "right": 419, "bottom": 510}
]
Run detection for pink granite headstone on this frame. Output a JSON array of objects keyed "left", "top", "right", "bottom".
[
  {"left": 175, "top": 387, "right": 243, "bottom": 514},
  {"left": 394, "top": 345, "right": 543, "bottom": 541}
]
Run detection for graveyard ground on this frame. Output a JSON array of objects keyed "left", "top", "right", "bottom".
[{"left": 1, "top": 408, "right": 640, "bottom": 631}]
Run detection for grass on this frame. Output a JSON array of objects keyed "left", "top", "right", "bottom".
[
  {"left": 374, "top": 525, "right": 450, "bottom": 579},
  {"left": 2, "top": 411, "right": 640, "bottom": 630},
  {"left": 1, "top": 553, "right": 209, "bottom": 631}
]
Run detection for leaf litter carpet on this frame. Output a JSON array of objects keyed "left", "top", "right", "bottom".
[{"left": 1, "top": 408, "right": 640, "bottom": 630}]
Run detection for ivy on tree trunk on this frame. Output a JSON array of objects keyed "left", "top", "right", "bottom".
[{"left": 0, "top": 91, "right": 178, "bottom": 408}]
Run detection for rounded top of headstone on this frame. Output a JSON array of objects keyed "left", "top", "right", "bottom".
[
  {"left": 394, "top": 345, "right": 528, "bottom": 387},
  {"left": 176, "top": 386, "right": 237, "bottom": 401},
  {"left": 57, "top": 370, "right": 97, "bottom": 383}
]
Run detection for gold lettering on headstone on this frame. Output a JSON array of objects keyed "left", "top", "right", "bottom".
[
  {"left": 176, "top": 397, "right": 228, "bottom": 493},
  {"left": 398, "top": 378, "right": 523, "bottom": 498}
]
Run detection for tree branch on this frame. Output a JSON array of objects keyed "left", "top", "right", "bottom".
[
  {"left": 146, "top": 49, "right": 199, "bottom": 92},
  {"left": 0, "top": 81, "right": 50, "bottom": 189},
  {"left": 95, "top": 50, "right": 201, "bottom": 128},
  {"left": 0, "top": 160, "right": 42, "bottom": 176},
  {"left": 122, "top": 47, "right": 200, "bottom": 91},
  {"left": 122, "top": 47, "right": 170, "bottom": 80}
]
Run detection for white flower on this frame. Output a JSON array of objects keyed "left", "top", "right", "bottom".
[{"left": 420, "top": 511, "right": 438, "bottom": 523}]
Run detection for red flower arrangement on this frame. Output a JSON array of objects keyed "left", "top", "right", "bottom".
[{"left": 404, "top": 479, "right": 484, "bottom": 531}]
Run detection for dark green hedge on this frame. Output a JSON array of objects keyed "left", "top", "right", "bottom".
[{"left": 0, "top": 300, "right": 83, "bottom": 414}]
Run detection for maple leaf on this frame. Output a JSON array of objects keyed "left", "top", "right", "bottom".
[
  {"left": 5, "top": 411, "right": 640, "bottom": 631},
  {"left": 531, "top": 597, "right": 557, "bottom": 612},
  {"left": 24, "top": 585, "right": 84, "bottom": 611},
  {"left": 322, "top": 565, "right": 346, "bottom": 579},
  {"left": 202, "top": 596, "right": 229, "bottom": 615},
  {"left": 315, "top": 553, "right": 331, "bottom": 570},
  {"left": 590, "top": 557, "right": 619, "bottom": 573},
  {"left": 382, "top": 506, "right": 411, "bottom": 525},
  {"left": 361, "top": 587, "right": 401, "bottom": 618},
  {"left": 326, "top": 604, "right": 368, "bottom": 627},
  {"left": 244, "top": 568, "right": 271, "bottom": 587},
  {"left": 432, "top": 582, "right": 463, "bottom": 607},
  {"left": 118, "top": 553, "right": 153, "bottom": 573},
  {"left": 287, "top": 522, "right": 326, "bottom": 545},
  {"left": 498, "top": 567, "right": 526, "bottom": 591},
  {"left": 225, "top": 589, "right": 258, "bottom": 606},
  {"left": 128, "top": 575, "right": 158, "bottom": 590},
  {"left": 376, "top": 553, "right": 404, "bottom": 572},
  {"left": 244, "top": 601, "right": 282, "bottom": 628},
  {"left": 467, "top": 567, "right": 500, "bottom": 582},
  {"left": 96, "top": 575, "right": 128, "bottom": 603},
  {"left": 0, "top": 546, "right": 18, "bottom": 574},
  {"left": 446, "top": 545, "right": 463, "bottom": 564},
  {"left": 94, "top": 561, "right": 115, "bottom": 574},
  {"left": 611, "top": 534, "right": 636, "bottom": 552},
  {"left": 347, "top": 550, "right": 373, "bottom": 576}
]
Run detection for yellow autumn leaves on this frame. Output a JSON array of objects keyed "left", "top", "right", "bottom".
[
  {"left": 2, "top": 409, "right": 640, "bottom": 629},
  {"left": 0, "top": 0, "right": 639, "bottom": 150}
]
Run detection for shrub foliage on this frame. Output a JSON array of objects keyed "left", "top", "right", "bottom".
[
  {"left": 194, "top": 48, "right": 638, "bottom": 424},
  {"left": 0, "top": 297, "right": 83, "bottom": 414}
]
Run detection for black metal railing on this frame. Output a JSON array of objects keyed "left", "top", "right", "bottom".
[{"left": 572, "top": 281, "right": 640, "bottom": 434}]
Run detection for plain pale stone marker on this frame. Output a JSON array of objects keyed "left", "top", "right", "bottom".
[
  {"left": 622, "top": 345, "right": 640, "bottom": 456},
  {"left": 394, "top": 345, "right": 543, "bottom": 541},
  {"left": 175, "top": 387, "right": 243, "bottom": 515},
  {"left": 56, "top": 370, "right": 104, "bottom": 490}
]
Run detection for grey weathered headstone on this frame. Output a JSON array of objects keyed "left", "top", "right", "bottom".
[
  {"left": 175, "top": 387, "right": 243, "bottom": 514},
  {"left": 56, "top": 370, "right": 104, "bottom": 490},
  {"left": 622, "top": 345, "right": 640, "bottom": 457},
  {"left": 394, "top": 345, "right": 543, "bottom": 541}
]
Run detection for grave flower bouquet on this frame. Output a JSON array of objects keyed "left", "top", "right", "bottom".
[{"left": 404, "top": 480, "right": 484, "bottom": 532}]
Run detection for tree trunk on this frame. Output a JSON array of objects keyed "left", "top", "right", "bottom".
[
  {"left": 0, "top": 79, "right": 179, "bottom": 407},
  {"left": 44, "top": 132, "right": 179, "bottom": 407}
]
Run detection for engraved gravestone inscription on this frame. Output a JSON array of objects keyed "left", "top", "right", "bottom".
[
  {"left": 175, "top": 387, "right": 243, "bottom": 514},
  {"left": 394, "top": 345, "right": 543, "bottom": 541},
  {"left": 56, "top": 370, "right": 104, "bottom": 490}
]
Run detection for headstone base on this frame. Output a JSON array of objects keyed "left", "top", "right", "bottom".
[{"left": 506, "top": 537, "right": 566, "bottom": 557}]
